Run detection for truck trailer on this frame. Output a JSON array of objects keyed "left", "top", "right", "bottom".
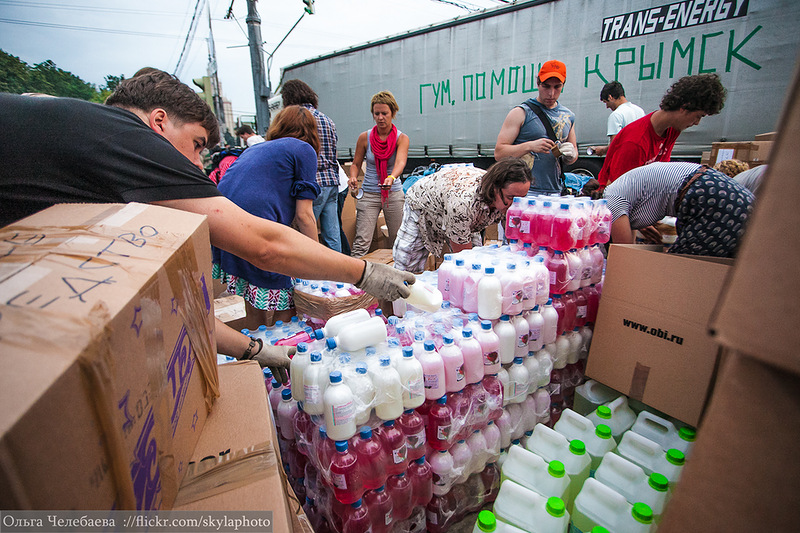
[{"left": 279, "top": 0, "right": 800, "bottom": 175}]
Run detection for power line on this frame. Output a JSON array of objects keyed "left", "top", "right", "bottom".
[
  {"left": 0, "top": 17, "right": 185, "bottom": 39},
  {"left": 173, "top": 0, "right": 207, "bottom": 77},
  {"left": 0, "top": 0, "right": 187, "bottom": 17}
]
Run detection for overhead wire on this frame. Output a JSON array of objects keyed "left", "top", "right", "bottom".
[{"left": 173, "top": 0, "right": 206, "bottom": 77}]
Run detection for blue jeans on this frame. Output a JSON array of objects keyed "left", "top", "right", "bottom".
[{"left": 313, "top": 185, "right": 342, "bottom": 253}]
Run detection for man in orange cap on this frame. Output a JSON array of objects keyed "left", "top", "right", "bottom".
[{"left": 495, "top": 59, "right": 578, "bottom": 195}]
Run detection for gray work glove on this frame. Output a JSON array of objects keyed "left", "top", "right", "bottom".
[
  {"left": 558, "top": 142, "right": 576, "bottom": 161},
  {"left": 252, "top": 343, "right": 295, "bottom": 385},
  {"left": 356, "top": 260, "right": 415, "bottom": 301}
]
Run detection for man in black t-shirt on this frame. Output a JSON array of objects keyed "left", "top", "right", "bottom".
[{"left": 0, "top": 70, "right": 414, "bottom": 376}]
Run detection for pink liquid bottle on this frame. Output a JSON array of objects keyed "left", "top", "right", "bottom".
[
  {"left": 551, "top": 202, "right": 575, "bottom": 252},
  {"left": 534, "top": 245, "right": 552, "bottom": 269},
  {"left": 521, "top": 198, "right": 538, "bottom": 244},
  {"left": 466, "top": 429, "right": 489, "bottom": 476},
  {"left": 549, "top": 250, "right": 569, "bottom": 295},
  {"left": 342, "top": 498, "right": 372, "bottom": 533},
  {"left": 277, "top": 388, "right": 298, "bottom": 440},
  {"left": 573, "top": 200, "right": 590, "bottom": 249},
  {"left": 449, "top": 258, "right": 467, "bottom": 309},
  {"left": 496, "top": 409, "right": 513, "bottom": 449},
  {"left": 437, "top": 254, "right": 454, "bottom": 303},
  {"left": 363, "top": 485, "right": 393, "bottom": 533},
  {"left": 377, "top": 420, "right": 408, "bottom": 476},
  {"left": 387, "top": 472, "right": 415, "bottom": 521},
  {"left": 501, "top": 262, "right": 525, "bottom": 316},
  {"left": 562, "top": 291, "right": 577, "bottom": 333},
  {"left": 505, "top": 196, "right": 524, "bottom": 241},
  {"left": 476, "top": 319, "right": 501, "bottom": 374},
  {"left": 429, "top": 448, "right": 456, "bottom": 497},
  {"left": 579, "top": 246, "right": 594, "bottom": 288},
  {"left": 398, "top": 409, "right": 427, "bottom": 462},
  {"left": 537, "top": 200, "right": 555, "bottom": 248},
  {"left": 439, "top": 334, "right": 466, "bottom": 392},
  {"left": 425, "top": 493, "right": 456, "bottom": 533},
  {"left": 354, "top": 426, "right": 388, "bottom": 491},
  {"left": 594, "top": 198, "right": 612, "bottom": 244},
  {"left": 482, "top": 373, "right": 504, "bottom": 421},
  {"left": 465, "top": 380, "right": 489, "bottom": 430},
  {"left": 450, "top": 439, "right": 472, "bottom": 483},
  {"left": 419, "top": 340, "right": 446, "bottom": 400},
  {"left": 275, "top": 326, "right": 322, "bottom": 347},
  {"left": 565, "top": 248, "right": 583, "bottom": 292},
  {"left": 330, "top": 440, "right": 363, "bottom": 505},
  {"left": 269, "top": 379, "right": 284, "bottom": 414},
  {"left": 551, "top": 294, "right": 567, "bottom": 337},
  {"left": 263, "top": 368, "right": 273, "bottom": 394},
  {"left": 293, "top": 402, "right": 313, "bottom": 456},
  {"left": 462, "top": 263, "right": 483, "bottom": 314},
  {"left": 585, "top": 284, "right": 600, "bottom": 325},
  {"left": 315, "top": 425, "right": 336, "bottom": 474},
  {"left": 447, "top": 389, "right": 472, "bottom": 442},
  {"left": 590, "top": 243, "right": 605, "bottom": 284},
  {"left": 408, "top": 456, "right": 434, "bottom": 507},
  {"left": 482, "top": 420, "right": 502, "bottom": 463},
  {"left": 459, "top": 327, "right": 485, "bottom": 384},
  {"left": 426, "top": 396, "right": 453, "bottom": 452},
  {"left": 574, "top": 288, "right": 588, "bottom": 328}
]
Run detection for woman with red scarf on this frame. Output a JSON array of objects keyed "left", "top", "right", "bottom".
[{"left": 348, "top": 90, "right": 410, "bottom": 257}]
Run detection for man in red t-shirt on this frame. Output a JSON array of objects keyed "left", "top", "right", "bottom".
[{"left": 597, "top": 73, "right": 727, "bottom": 189}]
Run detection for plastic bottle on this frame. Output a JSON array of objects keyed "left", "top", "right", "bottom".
[
  {"left": 526, "top": 423, "right": 591, "bottom": 513},
  {"left": 341, "top": 362, "right": 373, "bottom": 426},
  {"left": 630, "top": 410, "right": 697, "bottom": 456},
  {"left": 551, "top": 203, "right": 576, "bottom": 252},
  {"left": 493, "top": 481, "right": 570, "bottom": 533},
  {"left": 316, "top": 308, "right": 372, "bottom": 339},
  {"left": 288, "top": 343, "right": 311, "bottom": 402},
  {"left": 303, "top": 351, "right": 327, "bottom": 416},
  {"left": 541, "top": 299, "right": 559, "bottom": 345},
  {"left": 590, "top": 245, "right": 605, "bottom": 285},
  {"left": 496, "top": 410, "right": 513, "bottom": 449},
  {"left": 519, "top": 259, "right": 537, "bottom": 312},
  {"left": 342, "top": 498, "right": 372, "bottom": 533},
  {"left": 371, "top": 356, "right": 403, "bottom": 422},
  {"left": 408, "top": 456, "right": 434, "bottom": 507},
  {"left": 595, "top": 451, "right": 671, "bottom": 519},
  {"left": 525, "top": 306, "right": 545, "bottom": 353},
  {"left": 476, "top": 319, "right": 502, "bottom": 374},
  {"left": 429, "top": 448, "right": 456, "bottom": 496},
  {"left": 439, "top": 333, "right": 466, "bottom": 392},
  {"left": 396, "top": 346, "right": 425, "bottom": 409},
  {"left": 616, "top": 431, "right": 685, "bottom": 486},
  {"left": 363, "top": 485, "right": 393, "bottom": 533},
  {"left": 554, "top": 409, "right": 617, "bottom": 475},
  {"left": 498, "top": 366, "right": 512, "bottom": 408},
  {"left": 494, "top": 315, "right": 516, "bottom": 365},
  {"left": 507, "top": 356, "right": 530, "bottom": 404},
  {"left": 398, "top": 408, "right": 427, "bottom": 462},
  {"left": 450, "top": 258, "right": 468, "bottom": 309},
  {"left": 537, "top": 200, "right": 554, "bottom": 248},
  {"left": 482, "top": 372, "right": 505, "bottom": 421},
  {"left": 561, "top": 291, "right": 577, "bottom": 333},
  {"left": 467, "top": 428, "right": 490, "bottom": 476},
  {"left": 438, "top": 254, "right": 455, "bottom": 303},
  {"left": 572, "top": 380, "right": 620, "bottom": 417},
  {"left": 505, "top": 197, "right": 525, "bottom": 241},
  {"left": 564, "top": 250, "right": 583, "bottom": 293},
  {"left": 314, "top": 425, "right": 336, "bottom": 474},
  {"left": 324, "top": 371, "right": 357, "bottom": 441},
  {"left": 404, "top": 279, "right": 444, "bottom": 313},
  {"left": 419, "top": 340, "right": 447, "bottom": 400},
  {"left": 277, "top": 388, "right": 299, "bottom": 440},
  {"left": 427, "top": 396, "right": 453, "bottom": 451},
  {"left": 483, "top": 420, "right": 502, "bottom": 463},
  {"left": 500, "top": 446, "right": 569, "bottom": 502},
  {"left": 331, "top": 316, "right": 387, "bottom": 353},
  {"left": 387, "top": 472, "right": 415, "bottom": 522},
  {"left": 548, "top": 251, "right": 570, "bottom": 296},
  {"left": 451, "top": 439, "right": 472, "bottom": 483},
  {"left": 460, "top": 327, "right": 485, "bottom": 384},
  {"left": 477, "top": 266, "right": 503, "bottom": 320},
  {"left": 463, "top": 263, "right": 483, "bottom": 314},
  {"left": 521, "top": 198, "right": 538, "bottom": 244},
  {"left": 509, "top": 313, "right": 528, "bottom": 359},
  {"left": 551, "top": 295, "right": 567, "bottom": 337},
  {"left": 354, "top": 426, "right": 388, "bottom": 492},
  {"left": 330, "top": 440, "right": 363, "bottom": 505},
  {"left": 571, "top": 477, "right": 655, "bottom": 533},
  {"left": 474, "top": 509, "right": 528, "bottom": 533},
  {"left": 269, "top": 379, "right": 285, "bottom": 414},
  {"left": 500, "top": 263, "right": 524, "bottom": 317},
  {"left": 586, "top": 396, "right": 637, "bottom": 443},
  {"left": 375, "top": 419, "right": 408, "bottom": 477}
]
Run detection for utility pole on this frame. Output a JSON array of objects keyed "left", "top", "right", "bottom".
[
  {"left": 207, "top": 4, "right": 228, "bottom": 136},
  {"left": 246, "top": 0, "right": 270, "bottom": 133}
]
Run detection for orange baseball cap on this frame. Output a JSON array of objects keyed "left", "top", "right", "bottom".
[{"left": 538, "top": 60, "right": 567, "bottom": 83}]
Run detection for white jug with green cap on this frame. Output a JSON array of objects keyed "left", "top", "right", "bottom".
[
  {"left": 473, "top": 509, "right": 527, "bottom": 533},
  {"left": 553, "top": 408, "right": 617, "bottom": 475},
  {"left": 570, "top": 477, "right": 655, "bottom": 533},
  {"left": 616, "top": 430, "right": 686, "bottom": 487},
  {"left": 630, "top": 410, "right": 696, "bottom": 456},
  {"left": 493, "top": 480, "right": 570, "bottom": 533},
  {"left": 595, "top": 450, "right": 671, "bottom": 520},
  {"left": 500, "top": 445, "right": 569, "bottom": 503},
  {"left": 586, "top": 395, "right": 636, "bottom": 443}
]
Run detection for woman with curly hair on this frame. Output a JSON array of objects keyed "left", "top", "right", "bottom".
[{"left": 598, "top": 73, "right": 727, "bottom": 189}]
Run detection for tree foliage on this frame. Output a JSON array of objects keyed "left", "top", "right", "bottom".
[{"left": 0, "top": 49, "right": 124, "bottom": 101}]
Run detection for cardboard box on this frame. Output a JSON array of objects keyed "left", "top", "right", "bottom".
[
  {"left": 586, "top": 244, "right": 732, "bottom": 426},
  {"left": 0, "top": 203, "right": 218, "bottom": 510},
  {"left": 174, "top": 362, "right": 304, "bottom": 532},
  {"left": 753, "top": 131, "right": 777, "bottom": 141},
  {"left": 709, "top": 140, "right": 772, "bottom": 165}
]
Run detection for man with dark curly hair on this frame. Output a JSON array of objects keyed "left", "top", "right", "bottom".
[{"left": 598, "top": 73, "right": 727, "bottom": 189}]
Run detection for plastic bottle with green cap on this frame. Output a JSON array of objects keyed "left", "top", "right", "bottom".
[
  {"left": 571, "top": 477, "right": 655, "bottom": 533},
  {"left": 499, "top": 445, "right": 570, "bottom": 502},
  {"left": 553, "top": 408, "right": 618, "bottom": 476},
  {"left": 587, "top": 396, "right": 636, "bottom": 443},
  {"left": 493, "top": 480, "right": 571, "bottom": 533},
  {"left": 617, "top": 430, "right": 685, "bottom": 486},
  {"left": 630, "top": 409, "right": 697, "bottom": 456},
  {"left": 595, "top": 450, "right": 671, "bottom": 518}
]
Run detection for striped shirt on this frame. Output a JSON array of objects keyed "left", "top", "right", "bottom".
[
  {"left": 302, "top": 103, "right": 339, "bottom": 187},
  {"left": 604, "top": 162, "right": 701, "bottom": 229}
]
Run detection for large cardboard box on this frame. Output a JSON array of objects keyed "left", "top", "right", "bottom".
[
  {"left": 586, "top": 244, "right": 732, "bottom": 426},
  {"left": 174, "top": 362, "right": 304, "bottom": 532},
  {"left": 709, "top": 140, "right": 772, "bottom": 166},
  {"left": 0, "top": 203, "right": 218, "bottom": 510}
]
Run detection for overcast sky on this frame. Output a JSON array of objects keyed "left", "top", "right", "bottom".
[{"left": 0, "top": 0, "right": 504, "bottom": 118}]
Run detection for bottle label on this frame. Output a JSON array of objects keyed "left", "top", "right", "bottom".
[
  {"left": 332, "top": 472, "right": 347, "bottom": 490},
  {"left": 512, "top": 289, "right": 523, "bottom": 305},
  {"left": 432, "top": 471, "right": 446, "bottom": 488},
  {"left": 407, "top": 377, "right": 424, "bottom": 399},
  {"left": 529, "top": 325, "right": 541, "bottom": 341},
  {"left": 577, "top": 305, "right": 587, "bottom": 318},
  {"left": 427, "top": 510, "right": 438, "bottom": 525},
  {"left": 408, "top": 429, "right": 426, "bottom": 450},
  {"left": 519, "top": 220, "right": 530, "bottom": 233},
  {"left": 517, "top": 332, "right": 529, "bottom": 348},
  {"left": 550, "top": 271, "right": 557, "bottom": 285},
  {"left": 524, "top": 284, "right": 535, "bottom": 300},
  {"left": 549, "top": 382, "right": 561, "bottom": 395},
  {"left": 513, "top": 382, "right": 527, "bottom": 398},
  {"left": 483, "top": 350, "right": 499, "bottom": 366},
  {"left": 304, "top": 384, "right": 320, "bottom": 405},
  {"left": 581, "top": 266, "right": 592, "bottom": 281},
  {"left": 393, "top": 443, "right": 408, "bottom": 464},
  {"left": 437, "top": 424, "right": 451, "bottom": 441},
  {"left": 385, "top": 511, "right": 392, "bottom": 526},
  {"left": 444, "top": 278, "right": 450, "bottom": 291},
  {"left": 331, "top": 399, "right": 355, "bottom": 426},
  {"left": 455, "top": 364, "right": 465, "bottom": 382},
  {"left": 423, "top": 372, "right": 440, "bottom": 390}
]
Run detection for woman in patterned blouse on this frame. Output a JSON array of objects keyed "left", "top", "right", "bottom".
[{"left": 392, "top": 158, "right": 532, "bottom": 272}]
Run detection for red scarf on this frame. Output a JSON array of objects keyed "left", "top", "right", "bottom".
[{"left": 370, "top": 125, "right": 398, "bottom": 204}]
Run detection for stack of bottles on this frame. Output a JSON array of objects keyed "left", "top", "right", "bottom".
[{"left": 292, "top": 278, "right": 377, "bottom": 328}]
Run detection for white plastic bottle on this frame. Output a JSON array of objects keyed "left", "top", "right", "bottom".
[
  {"left": 507, "top": 357, "right": 530, "bottom": 404},
  {"left": 477, "top": 319, "right": 502, "bottom": 375},
  {"left": 397, "top": 346, "right": 425, "bottom": 409},
  {"left": 478, "top": 266, "right": 503, "bottom": 319},
  {"left": 315, "top": 308, "right": 371, "bottom": 339},
  {"left": 616, "top": 431, "right": 686, "bottom": 487},
  {"left": 553, "top": 409, "right": 617, "bottom": 475},
  {"left": 511, "top": 313, "right": 530, "bottom": 359},
  {"left": 495, "top": 314, "right": 517, "bottom": 365},
  {"left": 404, "top": 278, "right": 444, "bottom": 313},
  {"left": 463, "top": 263, "right": 484, "bottom": 314},
  {"left": 302, "top": 351, "right": 327, "bottom": 416},
  {"left": 527, "top": 423, "right": 591, "bottom": 513},
  {"left": 526, "top": 306, "right": 545, "bottom": 353},
  {"left": 276, "top": 388, "right": 298, "bottom": 440},
  {"left": 460, "top": 327, "right": 485, "bottom": 384},
  {"left": 493, "top": 480, "right": 570, "bottom": 533},
  {"left": 594, "top": 451, "right": 671, "bottom": 519},
  {"left": 473, "top": 509, "right": 528, "bottom": 533},
  {"left": 290, "top": 342, "right": 311, "bottom": 403},
  {"left": 586, "top": 396, "right": 636, "bottom": 443},
  {"left": 534, "top": 349, "right": 553, "bottom": 389},
  {"left": 439, "top": 333, "right": 466, "bottom": 392},
  {"left": 523, "top": 351, "right": 541, "bottom": 395},
  {"left": 419, "top": 339, "right": 447, "bottom": 400},
  {"left": 498, "top": 366, "right": 512, "bottom": 408},
  {"left": 571, "top": 477, "right": 655, "bottom": 533},
  {"left": 630, "top": 410, "right": 697, "bottom": 456},
  {"left": 500, "top": 446, "right": 570, "bottom": 503},
  {"left": 373, "top": 355, "right": 404, "bottom": 421},
  {"left": 323, "top": 370, "right": 357, "bottom": 441},
  {"left": 541, "top": 299, "right": 559, "bottom": 345},
  {"left": 438, "top": 253, "right": 455, "bottom": 303},
  {"left": 348, "top": 362, "right": 375, "bottom": 425},
  {"left": 501, "top": 262, "right": 525, "bottom": 316},
  {"left": 573, "top": 380, "right": 620, "bottom": 417},
  {"left": 430, "top": 448, "right": 456, "bottom": 496},
  {"left": 332, "top": 315, "right": 387, "bottom": 352},
  {"left": 532, "top": 256, "right": 551, "bottom": 307}
]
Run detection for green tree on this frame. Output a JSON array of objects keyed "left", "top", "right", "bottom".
[
  {"left": 28, "top": 59, "right": 97, "bottom": 99},
  {"left": 0, "top": 50, "right": 31, "bottom": 94}
]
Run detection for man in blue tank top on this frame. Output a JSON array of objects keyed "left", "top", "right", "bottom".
[{"left": 494, "top": 60, "right": 578, "bottom": 195}]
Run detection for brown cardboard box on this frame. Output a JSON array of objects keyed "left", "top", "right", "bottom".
[
  {"left": 174, "top": 362, "right": 306, "bottom": 531},
  {"left": 0, "top": 203, "right": 218, "bottom": 510},
  {"left": 586, "top": 244, "right": 732, "bottom": 426},
  {"left": 709, "top": 140, "right": 772, "bottom": 166},
  {"left": 753, "top": 131, "right": 777, "bottom": 141}
]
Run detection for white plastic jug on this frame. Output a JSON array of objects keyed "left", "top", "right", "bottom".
[
  {"left": 493, "top": 480, "right": 570, "bottom": 533},
  {"left": 630, "top": 410, "right": 696, "bottom": 456},
  {"left": 553, "top": 409, "right": 616, "bottom": 475},
  {"left": 473, "top": 510, "right": 528, "bottom": 533},
  {"left": 594, "top": 451, "right": 670, "bottom": 518},
  {"left": 586, "top": 396, "right": 636, "bottom": 442},
  {"left": 333, "top": 315, "right": 387, "bottom": 352},
  {"left": 500, "top": 445, "right": 569, "bottom": 502},
  {"left": 572, "top": 380, "right": 620, "bottom": 417},
  {"left": 403, "top": 279, "right": 444, "bottom": 313},
  {"left": 527, "top": 423, "right": 591, "bottom": 513},
  {"left": 570, "top": 477, "right": 655, "bottom": 533},
  {"left": 616, "top": 431, "right": 685, "bottom": 487}
]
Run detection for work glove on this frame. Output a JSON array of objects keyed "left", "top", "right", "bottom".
[
  {"left": 356, "top": 261, "right": 415, "bottom": 301},
  {"left": 558, "top": 142, "right": 576, "bottom": 161},
  {"left": 252, "top": 343, "right": 294, "bottom": 384}
]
